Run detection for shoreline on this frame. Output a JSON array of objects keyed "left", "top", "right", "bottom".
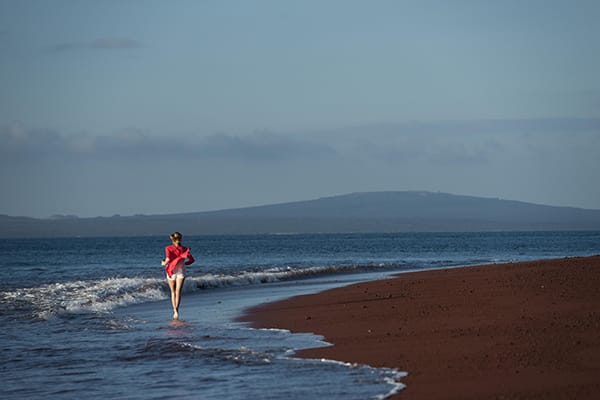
[{"left": 239, "top": 256, "right": 600, "bottom": 399}]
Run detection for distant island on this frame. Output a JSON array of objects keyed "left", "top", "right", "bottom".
[{"left": 2, "top": 191, "right": 600, "bottom": 238}]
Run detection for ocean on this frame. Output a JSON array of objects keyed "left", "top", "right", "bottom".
[{"left": 2, "top": 231, "right": 600, "bottom": 399}]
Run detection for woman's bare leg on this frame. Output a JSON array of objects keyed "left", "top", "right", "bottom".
[
  {"left": 173, "top": 277, "right": 185, "bottom": 320},
  {"left": 167, "top": 278, "right": 178, "bottom": 319}
]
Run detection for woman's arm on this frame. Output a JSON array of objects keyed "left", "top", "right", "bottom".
[
  {"left": 185, "top": 249, "right": 195, "bottom": 265},
  {"left": 161, "top": 247, "right": 171, "bottom": 266}
]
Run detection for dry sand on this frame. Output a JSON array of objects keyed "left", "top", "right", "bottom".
[{"left": 240, "top": 256, "right": 600, "bottom": 399}]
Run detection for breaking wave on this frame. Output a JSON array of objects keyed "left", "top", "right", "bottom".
[{"left": 0, "top": 262, "right": 423, "bottom": 320}]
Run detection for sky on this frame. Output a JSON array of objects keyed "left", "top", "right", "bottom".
[{"left": 1, "top": 0, "right": 599, "bottom": 218}]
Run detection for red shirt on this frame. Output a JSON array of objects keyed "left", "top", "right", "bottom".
[{"left": 164, "top": 244, "right": 195, "bottom": 278}]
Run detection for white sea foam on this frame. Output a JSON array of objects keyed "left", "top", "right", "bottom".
[
  {"left": 1, "top": 263, "right": 391, "bottom": 319},
  {"left": 1, "top": 277, "right": 168, "bottom": 319},
  {"left": 311, "top": 358, "right": 407, "bottom": 399},
  {"left": 191, "top": 263, "right": 367, "bottom": 289},
  {"left": 375, "top": 371, "right": 408, "bottom": 399}
]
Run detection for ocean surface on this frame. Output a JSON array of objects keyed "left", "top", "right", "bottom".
[{"left": 2, "top": 231, "right": 600, "bottom": 399}]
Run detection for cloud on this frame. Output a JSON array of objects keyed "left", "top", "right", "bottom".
[
  {"left": 49, "top": 37, "right": 141, "bottom": 52},
  {"left": 91, "top": 128, "right": 172, "bottom": 158},
  {"left": 89, "top": 38, "right": 141, "bottom": 49},
  {"left": 0, "top": 124, "right": 149, "bottom": 161},
  {"left": 2, "top": 118, "right": 598, "bottom": 168},
  {"left": 348, "top": 133, "right": 493, "bottom": 166},
  {"left": 198, "top": 131, "right": 335, "bottom": 161},
  {"left": 49, "top": 43, "right": 83, "bottom": 52},
  {"left": 337, "top": 118, "right": 600, "bottom": 137},
  {"left": 327, "top": 117, "right": 600, "bottom": 166},
  {"left": 0, "top": 123, "right": 65, "bottom": 158},
  {"left": 426, "top": 141, "right": 490, "bottom": 165},
  {"left": 90, "top": 129, "right": 335, "bottom": 161},
  {"left": 0, "top": 125, "right": 335, "bottom": 163}
]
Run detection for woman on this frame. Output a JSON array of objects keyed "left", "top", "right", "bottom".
[{"left": 161, "top": 232, "right": 195, "bottom": 320}]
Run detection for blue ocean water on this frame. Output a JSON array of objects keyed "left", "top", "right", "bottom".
[{"left": 1, "top": 231, "right": 599, "bottom": 399}]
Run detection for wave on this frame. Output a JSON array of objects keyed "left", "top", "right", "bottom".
[
  {"left": 1, "top": 277, "right": 167, "bottom": 320},
  {"left": 0, "top": 263, "right": 401, "bottom": 320},
  {"left": 0, "top": 259, "right": 496, "bottom": 320},
  {"left": 193, "top": 262, "right": 404, "bottom": 288}
]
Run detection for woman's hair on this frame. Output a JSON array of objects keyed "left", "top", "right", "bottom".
[{"left": 170, "top": 231, "right": 183, "bottom": 244}]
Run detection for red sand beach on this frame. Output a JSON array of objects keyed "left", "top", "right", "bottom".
[{"left": 240, "top": 256, "right": 600, "bottom": 399}]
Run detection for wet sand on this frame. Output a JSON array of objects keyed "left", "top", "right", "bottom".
[{"left": 240, "top": 256, "right": 600, "bottom": 399}]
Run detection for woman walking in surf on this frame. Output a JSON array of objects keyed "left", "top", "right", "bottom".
[{"left": 161, "top": 232, "right": 195, "bottom": 320}]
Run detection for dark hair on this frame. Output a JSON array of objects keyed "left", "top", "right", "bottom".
[{"left": 169, "top": 232, "right": 183, "bottom": 244}]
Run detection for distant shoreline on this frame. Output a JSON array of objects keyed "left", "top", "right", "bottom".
[
  {"left": 240, "top": 256, "right": 600, "bottom": 399},
  {"left": 3, "top": 192, "right": 600, "bottom": 238}
]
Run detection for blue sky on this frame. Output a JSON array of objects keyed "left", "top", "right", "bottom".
[{"left": 1, "top": 0, "right": 599, "bottom": 217}]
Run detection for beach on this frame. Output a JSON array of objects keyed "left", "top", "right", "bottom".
[{"left": 241, "top": 256, "right": 600, "bottom": 399}]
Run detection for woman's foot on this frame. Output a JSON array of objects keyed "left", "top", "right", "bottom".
[{"left": 173, "top": 310, "right": 179, "bottom": 320}]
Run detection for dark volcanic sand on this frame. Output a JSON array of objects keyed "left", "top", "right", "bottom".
[{"left": 240, "top": 256, "right": 600, "bottom": 399}]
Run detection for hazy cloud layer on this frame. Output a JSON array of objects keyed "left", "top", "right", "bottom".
[
  {"left": 344, "top": 131, "right": 502, "bottom": 166},
  {"left": 0, "top": 123, "right": 65, "bottom": 157},
  {"left": 320, "top": 118, "right": 600, "bottom": 166},
  {"left": 2, "top": 118, "right": 599, "bottom": 164},
  {"left": 199, "top": 131, "right": 335, "bottom": 161},
  {"left": 0, "top": 125, "right": 334, "bottom": 162},
  {"left": 331, "top": 118, "right": 600, "bottom": 137}
]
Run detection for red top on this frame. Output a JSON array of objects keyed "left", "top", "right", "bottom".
[{"left": 164, "top": 244, "right": 195, "bottom": 278}]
